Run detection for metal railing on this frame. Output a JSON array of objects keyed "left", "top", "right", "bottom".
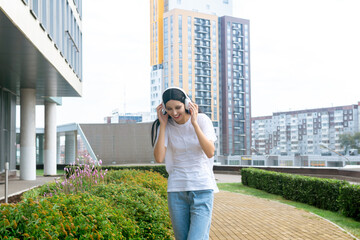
[{"left": 216, "top": 155, "right": 360, "bottom": 168}]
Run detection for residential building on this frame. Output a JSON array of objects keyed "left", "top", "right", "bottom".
[
  {"left": 104, "top": 109, "right": 151, "bottom": 124},
  {"left": 149, "top": 0, "right": 252, "bottom": 157},
  {"left": 219, "top": 16, "right": 251, "bottom": 155},
  {"left": 251, "top": 103, "right": 360, "bottom": 156},
  {"left": 0, "top": 0, "right": 83, "bottom": 179}
]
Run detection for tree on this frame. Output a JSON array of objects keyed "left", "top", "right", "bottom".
[{"left": 339, "top": 132, "right": 360, "bottom": 154}]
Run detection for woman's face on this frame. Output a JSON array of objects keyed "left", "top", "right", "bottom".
[{"left": 165, "top": 100, "right": 189, "bottom": 124}]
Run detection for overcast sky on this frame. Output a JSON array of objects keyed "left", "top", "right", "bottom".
[{"left": 38, "top": 0, "right": 360, "bottom": 126}]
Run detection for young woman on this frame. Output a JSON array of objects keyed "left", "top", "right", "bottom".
[{"left": 151, "top": 87, "right": 218, "bottom": 240}]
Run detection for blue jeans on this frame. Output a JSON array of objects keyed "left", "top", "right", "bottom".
[{"left": 168, "top": 190, "right": 214, "bottom": 240}]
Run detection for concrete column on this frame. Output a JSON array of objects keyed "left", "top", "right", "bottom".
[
  {"left": 20, "top": 88, "right": 36, "bottom": 180},
  {"left": 44, "top": 101, "right": 57, "bottom": 175},
  {"left": 57, "top": 135, "right": 61, "bottom": 164},
  {"left": 65, "top": 131, "right": 76, "bottom": 164}
]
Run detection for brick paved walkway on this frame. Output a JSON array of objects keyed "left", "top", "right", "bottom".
[{"left": 210, "top": 191, "right": 357, "bottom": 240}]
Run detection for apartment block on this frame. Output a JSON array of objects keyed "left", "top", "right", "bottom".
[
  {"left": 252, "top": 103, "right": 360, "bottom": 156},
  {"left": 219, "top": 16, "right": 251, "bottom": 155},
  {"left": 149, "top": 0, "right": 252, "bottom": 156}
]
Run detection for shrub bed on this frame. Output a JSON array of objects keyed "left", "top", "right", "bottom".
[
  {"left": 241, "top": 168, "right": 360, "bottom": 219},
  {"left": 1, "top": 167, "right": 173, "bottom": 239},
  {"left": 1, "top": 193, "right": 136, "bottom": 239},
  {"left": 66, "top": 165, "right": 168, "bottom": 179}
]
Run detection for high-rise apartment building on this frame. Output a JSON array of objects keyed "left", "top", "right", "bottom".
[
  {"left": 150, "top": 0, "right": 164, "bottom": 120},
  {"left": 149, "top": 0, "right": 252, "bottom": 156},
  {"left": 150, "top": 0, "right": 232, "bottom": 121},
  {"left": 0, "top": 0, "right": 83, "bottom": 179},
  {"left": 252, "top": 103, "right": 360, "bottom": 156},
  {"left": 219, "top": 16, "right": 251, "bottom": 155},
  {"left": 162, "top": 9, "right": 219, "bottom": 120}
]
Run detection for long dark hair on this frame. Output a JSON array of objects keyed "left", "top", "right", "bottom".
[{"left": 151, "top": 88, "right": 193, "bottom": 147}]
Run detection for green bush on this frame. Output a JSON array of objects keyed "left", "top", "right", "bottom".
[
  {"left": 3, "top": 169, "right": 173, "bottom": 239},
  {"left": 105, "top": 169, "right": 168, "bottom": 199},
  {"left": 338, "top": 184, "right": 360, "bottom": 221},
  {"left": 22, "top": 182, "right": 58, "bottom": 200},
  {"left": 241, "top": 168, "right": 348, "bottom": 212},
  {"left": 90, "top": 183, "right": 173, "bottom": 239},
  {"left": 282, "top": 175, "right": 345, "bottom": 211},
  {"left": 0, "top": 193, "right": 137, "bottom": 239},
  {"left": 102, "top": 165, "right": 168, "bottom": 178}
]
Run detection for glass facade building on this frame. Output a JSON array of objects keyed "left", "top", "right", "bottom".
[{"left": 0, "top": 0, "right": 83, "bottom": 176}]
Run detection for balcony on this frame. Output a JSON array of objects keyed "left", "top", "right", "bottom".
[
  {"left": 195, "top": 63, "right": 211, "bottom": 69},
  {"left": 195, "top": 86, "right": 211, "bottom": 92},
  {"left": 195, "top": 26, "right": 210, "bottom": 34},
  {"left": 194, "top": 19, "right": 210, "bottom": 26},
  {"left": 195, "top": 77, "right": 211, "bottom": 85},
  {"left": 195, "top": 56, "right": 210, "bottom": 62}
]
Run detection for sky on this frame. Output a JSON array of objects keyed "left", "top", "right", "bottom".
[{"left": 33, "top": 0, "right": 360, "bottom": 127}]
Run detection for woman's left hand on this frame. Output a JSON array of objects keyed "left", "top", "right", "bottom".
[{"left": 189, "top": 102, "right": 199, "bottom": 126}]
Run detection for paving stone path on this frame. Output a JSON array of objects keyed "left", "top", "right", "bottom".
[{"left": 210, "top": 191, "right": 357, "bottom": 240}]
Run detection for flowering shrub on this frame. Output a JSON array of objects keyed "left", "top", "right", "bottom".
[
  {"left": 60, "top": 155, "right": 108, "bottom": 195},
  {"left": 90, "top": 183, "right": 173, "bottom": 239},
  {"left": 23, "top": 155, "right": 108, "bottom": 200},
  {"left": 0, "top": 193, "right": 137, "bottom": 239},
  {"left": 104, "top": 165, "right": 168, "bottom": 178},
  {"left": 105, "top": 169, "right": 168, "bottom": 199},
  {"left": 4, "top": 165, "right": 173, "bottom": 239}
]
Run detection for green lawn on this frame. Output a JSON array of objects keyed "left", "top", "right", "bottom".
[
  {"left": 217, "top": 182, "right": 360, "bottom": 239},
  {"left": 36, "top": 169, "right": 66, "bottom": 176}
]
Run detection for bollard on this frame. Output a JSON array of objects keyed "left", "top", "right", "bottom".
[{"left": 5, "top": 162, "right": 9, "bottom": 203}]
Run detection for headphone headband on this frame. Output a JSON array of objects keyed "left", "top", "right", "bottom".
[{"left": 162, "top": 87, "right": 191, "bottom": 110}]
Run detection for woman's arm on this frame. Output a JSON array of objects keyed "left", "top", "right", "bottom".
[
  {"left": 192, "top": 122, "right": 215, "bottom": 158},
  {"left": 154, "top": 124, "right": 167, "bottom": 163},
  {"left": 189, "top": 102, "right": 215, "bottom": 158}
]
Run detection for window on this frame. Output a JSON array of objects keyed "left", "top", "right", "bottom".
[{"left": 178, "top": 15, "right": 182, "bottom": 43}]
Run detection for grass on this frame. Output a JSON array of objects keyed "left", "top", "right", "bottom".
[
  {"left": 36, "top": 169, "right": 66, "bottom": 176},
  {"left": 217, "top": 182, "right": 360, "bottom": 239}
]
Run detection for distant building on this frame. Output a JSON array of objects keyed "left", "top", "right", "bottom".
[
  {"left": 104, "top": 109, "right": 151, "bottom": 124},
  {"left": 251, "top": 102, "right": 360, "bottom": 156},
  {"left": 80, "top": 122, "right": 155, "bottom": 165}
]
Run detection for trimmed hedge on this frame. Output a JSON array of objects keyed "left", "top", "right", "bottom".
[
  {"left": 338, "top": 184, "right": 360, "bottom": 220},
  {"left": 241, "top": 168, "right": 360, "bottom": 220}
]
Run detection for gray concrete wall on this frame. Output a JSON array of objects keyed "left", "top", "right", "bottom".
[{"left": 80, "top": 122, "right": 154, "bottom": 165}]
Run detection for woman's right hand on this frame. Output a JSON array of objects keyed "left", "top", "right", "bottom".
[{"left": 157, "top": 103, "right": 168, "bottom": 126}]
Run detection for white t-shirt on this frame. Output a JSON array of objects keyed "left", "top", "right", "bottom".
[{"left": 163, "top": 113, "right": 219, "bottom": 192}]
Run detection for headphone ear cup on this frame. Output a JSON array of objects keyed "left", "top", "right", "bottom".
[
  {"left": 162, "top": 102, "right": 166, "bottom": 114},
  {"left": 184, "top": 98, "right": 190, "bottom": 110}
]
